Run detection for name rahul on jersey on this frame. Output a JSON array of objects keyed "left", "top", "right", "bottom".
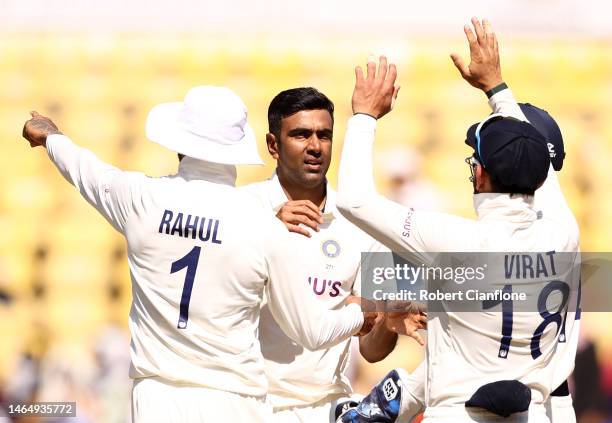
[{"left": 158, "top": 209, "right": 222, "bottom": 244}]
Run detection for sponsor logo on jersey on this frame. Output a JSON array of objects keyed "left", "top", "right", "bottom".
[
  {"left": 382, "top": 377, "right": 399, "bottom": 401},
  {"left": 322, "top": 239, "right": 341, "bottom": 258},
  {"left": 308, "top": 276, "right": 343, "bottom": 297},
  {"left": 401, "top": 208, "right": 415, "bottom": 239}
]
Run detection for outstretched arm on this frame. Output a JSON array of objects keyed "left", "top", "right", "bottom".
[
  {"left": 337, "top": 57, "right": 468, "bottom": 258},
  {"left": 450, "top": 18, "right": 579, "bottom": 238},
  {"left": 22, "top": 111, "right": 140, "bottom": 233}
]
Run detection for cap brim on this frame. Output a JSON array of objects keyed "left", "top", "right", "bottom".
[
  {"left": 146, "top": 102, "right": 264, "bottom": 166},
  {"left": 465, "top": 121, "right": 478, "bottom": 149},
  {"left": 519, "top": 103, "right": 564, "bottom": 171}
]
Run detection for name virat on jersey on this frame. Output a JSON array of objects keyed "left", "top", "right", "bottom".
[{"left": 158, "top": 209, "right": 222, "bottom": 244}]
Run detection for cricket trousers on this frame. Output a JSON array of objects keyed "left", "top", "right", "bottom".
[{"left": 131, "top": 377, "right": 271, "bottom": 423}]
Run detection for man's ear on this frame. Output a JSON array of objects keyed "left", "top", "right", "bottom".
[
  {"left": 475, "top": 165, "right": 489, "bottom": 193},
  {"left": 266, "top": 133, "right": 280, "bottom": 160}
]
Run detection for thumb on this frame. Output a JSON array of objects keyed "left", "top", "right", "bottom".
[
  {"left": 391, "top": 85, "right": 400, "bottom": 110},
  {"left": 393, "top": 85, "right": 401, "bottom": 99},
  {"left": 30, "top": 111, "right": 42, "bottom": 118},
  {"left": 450, "top": 53, "right": 469, "bottom": 78}
]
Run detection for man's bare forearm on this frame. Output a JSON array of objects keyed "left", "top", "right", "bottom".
[{"left": 359, "top": 315, "right": 398, "bottom": 363}]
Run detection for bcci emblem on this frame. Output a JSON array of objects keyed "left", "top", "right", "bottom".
[{"left": 322, "top": 239, "right": 341, "bottom": 258}]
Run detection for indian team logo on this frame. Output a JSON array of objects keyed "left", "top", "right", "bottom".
[{"left": 321, "top": 239, "right": 341, "bottom": 258}]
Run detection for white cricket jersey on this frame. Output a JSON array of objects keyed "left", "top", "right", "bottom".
[
  {"left": 45, "top": 136, "right": 365, "bottom": 398},
  {"left": 242, "top": 174, "right": 382, "bottom": 408},
  {"left": 336, "top": 89, "right": 580, "bottom": 414}
]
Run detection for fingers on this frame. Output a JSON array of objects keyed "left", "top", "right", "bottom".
[
  {"left": 376, "top": 55, "right": 388, "bottom": 84},
  {"left": 285, "top": 223, "right": 312, "bottom": 238},
  {"left": 30, "top": 111, "right": 41, "bottom": 118},
  {"left": 483, "top": 18, "right": 494, "bottom": 48},
  {"left": 464, "top": 24, "right": 479, "bottom": 57},
  {"left": 355, "top": 66, "right": 365, "bottom": 85},
  {"left": 366, "top": 55, "right": 394, "bottom": 85},
  {"left": 292, "top": 200, "right": 323, "bottom": 221},
  {"left": 366, "top": 57, "right": 377, "bottom": 81},
  {"left": 491, "top": 31, "right": 499, "bottom": 57},
  {"left": 450, "top": 53, "right": 469, "bottom": 78},
  {"left": 471, "top": 16, "right": 486, "bottom": 47},
  {"left": 281, "top": 212, "right": 320, "bottom": 231},
  {"left": 284, "top": 201, "right": 323, "bottom": 224},
  {"left": 384, "top": 62, "right": 397, "bottom": 88},
  {"left": 410, "top": 331, "right": 425, "bottom": 346},
  {"left": 295, "top": 213, "right": 320, "bottom": 231},
  {"left": 297, "top": 208, "right": 323, "bottom": 225},
  {"left": 277, "top": 201, "right": 322, "bottom": 233},
  {"left": 418, "top": 314, "right": 428, "bottom": 329}
]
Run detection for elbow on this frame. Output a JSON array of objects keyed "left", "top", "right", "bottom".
[
  {"left": 296, "top": 325, "right": 328, "bottom": 351},
  {"left": 300, "top": 325, "right": 346, "bottom": 351},
  {"left": 301, "top": 335, "right": 327, "bottom": 352}
]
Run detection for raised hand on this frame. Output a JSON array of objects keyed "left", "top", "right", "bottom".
[
  {"left": 352, "top": 56, "right": 400, "bottom": 119},
  {"left": 276, "top": 200, "right": 323, "bottom": 237},
  {"left": 450, "top": 17, "right": 503, "bottom": 92},
  {"left": 22, "top": 111, "right": 62, "bottom": 148}
]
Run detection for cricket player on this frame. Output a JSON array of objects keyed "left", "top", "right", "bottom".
[
  {"left": 241, "top": 87, "right": 424, "bottom": 422},
  {"left": 21, "top": 86, "right": 421, "bottom": 422},
  {"left": 335, "top": 18, "right": 580, "bottom": 423},
  {"left": 334, "top": 101, "right": 578, "bottom": 423}
]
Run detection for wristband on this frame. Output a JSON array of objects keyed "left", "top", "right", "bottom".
[
  {"left": 485, "top": 82, "right": 508, "bottom": 99},
  {"left": 353, "top": 112, "right": 377, "bottom": 120}
]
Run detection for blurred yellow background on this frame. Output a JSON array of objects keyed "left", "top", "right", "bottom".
[{"left": 1, "top": 32, "right": 611, "bottom": 421}]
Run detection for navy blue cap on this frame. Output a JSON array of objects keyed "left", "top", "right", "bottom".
[
  {"left": 465, "top": 380, "right": 531, "bottom": 417},
  {"left": 467, "top": 103, "right": 565, "bottom": 171},
  {"left": 465, "top": 116, "right": 550, "bottom": 192},
  {"left": 519, "top": 103, "right": 565, "bottom": 171}
]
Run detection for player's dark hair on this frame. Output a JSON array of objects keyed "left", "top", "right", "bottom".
[{"left": 268, "top": 87, "right": 334, "bottom": 138}]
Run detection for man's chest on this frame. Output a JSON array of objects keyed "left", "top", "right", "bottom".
[{"left": 297, "top": 221, "right": 370, "bottom": 302}]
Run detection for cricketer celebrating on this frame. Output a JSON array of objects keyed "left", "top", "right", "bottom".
[
  {"left": 335, "top": 18, "right": 580, "bottom": 423},
  {"left": 21, "top": 86, "right": 421, "bottom": 422},
  {"left": 242, "top": 87, "right": 423, "bottom": 422}
]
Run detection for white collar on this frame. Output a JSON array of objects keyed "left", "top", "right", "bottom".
[
  {"left": 177, "top": 156, "right": 236, "bottom": 186},
  {"left": 268, "top": 172, "right": 336, "bottom": 222},
  {"left": 473, "top": 193, "right": 538, "bottom": 227}
]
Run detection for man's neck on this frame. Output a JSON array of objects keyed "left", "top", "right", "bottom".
[{"left": 277, "top": 172, "right": 327, "bottom": 209}]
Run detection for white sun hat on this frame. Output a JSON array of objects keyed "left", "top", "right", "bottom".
[{"left": 146, "top": 86, "right": 264, "bottom": 165}]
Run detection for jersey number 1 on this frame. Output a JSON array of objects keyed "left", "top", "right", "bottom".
[{"left": 171, "top": 246, "right": 201, "bottom": 329}]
